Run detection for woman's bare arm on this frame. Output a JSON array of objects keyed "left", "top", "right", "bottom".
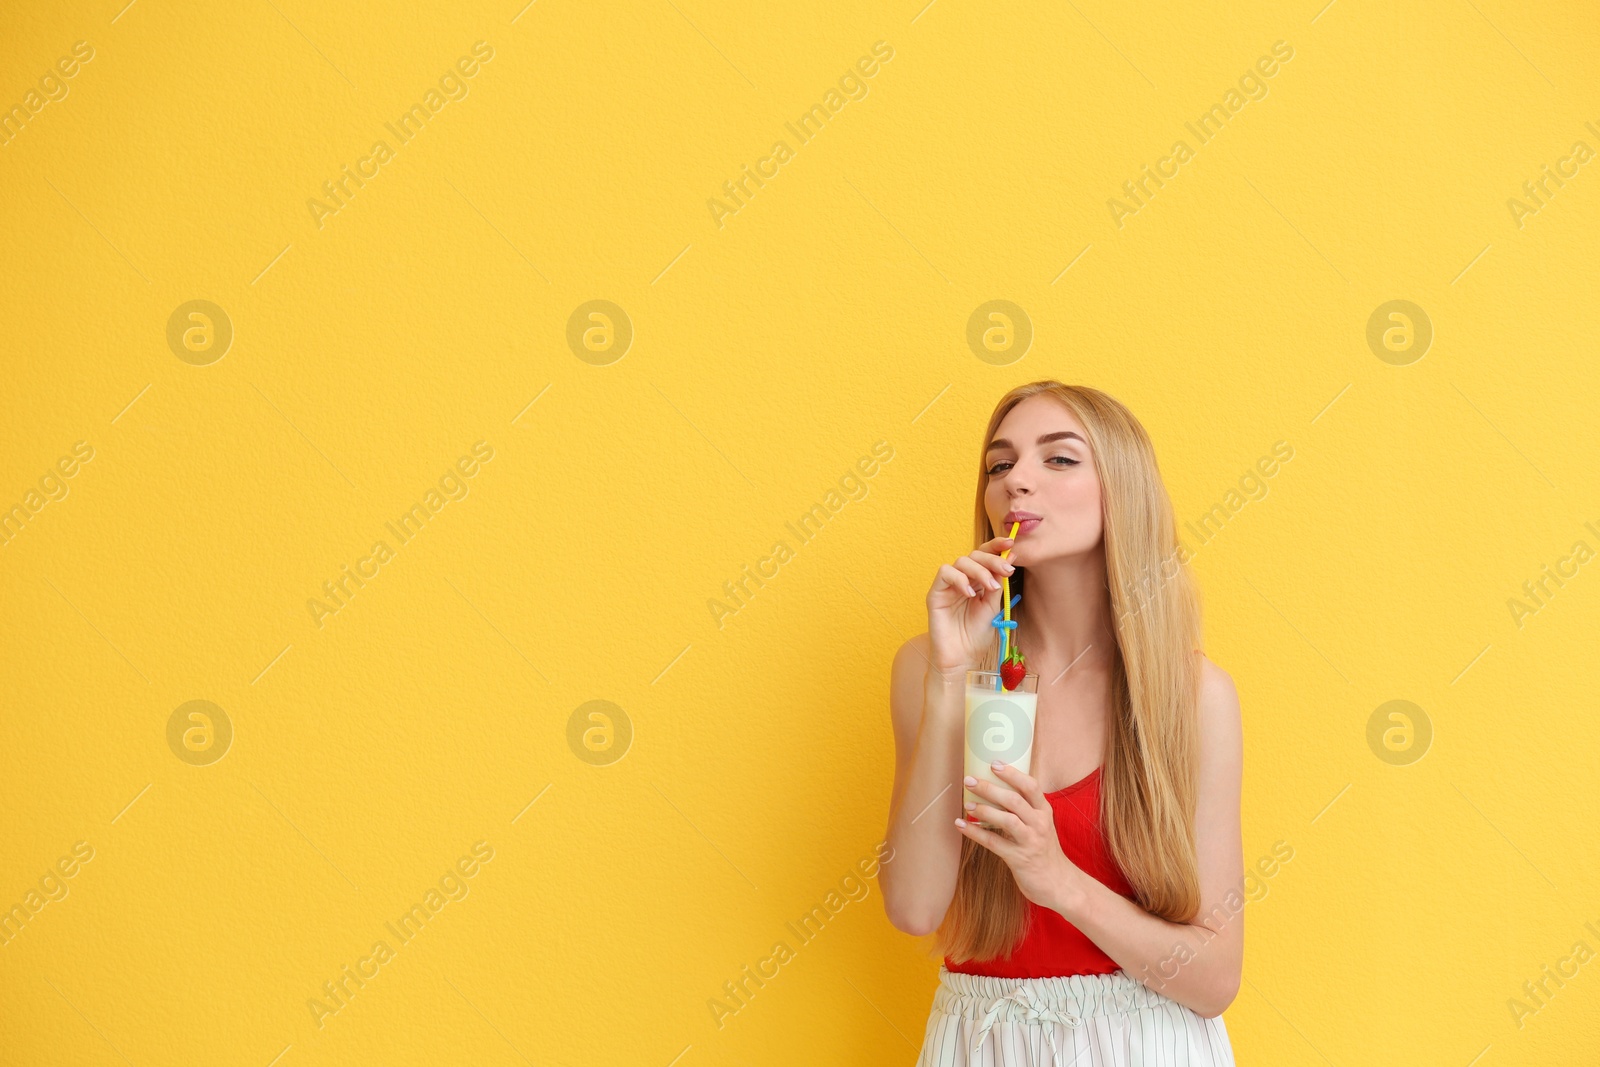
[
  {"left": 880, "top": 633, "right": 969, "bottom": 936},
  {"left": 1044, "top": 659, "right": 1246, "bottom": 1016},
  {"left": 881, "top": 534, "right": 1016, "bottom": 936}
]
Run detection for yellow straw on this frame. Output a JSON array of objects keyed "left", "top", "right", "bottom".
[{"left": 1001, "top": 519, "right": 1018, "bottom": 639}]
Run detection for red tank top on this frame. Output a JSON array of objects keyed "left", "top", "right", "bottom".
[{"left": 944, "top": 765, "right": 1136, "bottom": 978}]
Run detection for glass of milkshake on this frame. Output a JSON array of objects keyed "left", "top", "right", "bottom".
[{"left": 963, "top": 669, "right": 1039, "bottom": 825}]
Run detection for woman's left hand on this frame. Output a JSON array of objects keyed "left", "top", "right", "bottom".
[{"left": 956, "top": 762, "right": 1087, "bottom": 913}]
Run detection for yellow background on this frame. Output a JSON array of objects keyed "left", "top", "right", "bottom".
[{"left": 3, "top": 0, "right": 1599, "bottom": 1063}]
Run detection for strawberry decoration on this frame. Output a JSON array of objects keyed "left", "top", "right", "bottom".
[{"left": 1000, "top": 648, "right": 1027, "bottom": 691}]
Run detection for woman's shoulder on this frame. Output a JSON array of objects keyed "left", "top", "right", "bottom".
[
  {"left": 1195, "top": 653, "right": 1237, "bottom": 704},
  {"left": 888, "top": 634, "right": 934, "bottom": 741},
  {"left": 890, "top": 633, "right": 933, "bottom": 691},
  {"left": 899, "top": 632, "right": 933, "bottom": 664},
  {"left": 1203, "top": 655, "right": 1235, "bottom": 687},
  {"left": 1194, "top": 654, "right": 1243, "bottom": 764}
]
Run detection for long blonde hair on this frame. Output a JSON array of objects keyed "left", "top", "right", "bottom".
[{"left": 937, "top": 381, "right": 1206, "bottom": 963}]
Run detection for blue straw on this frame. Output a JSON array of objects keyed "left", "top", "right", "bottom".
[{"left": 990, "top": 594, "right": 1021, "bottom": 691}]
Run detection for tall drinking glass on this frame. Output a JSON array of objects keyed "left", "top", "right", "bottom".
[{"left": 962, "top": 669, "right": 1039, "bottom": 827}]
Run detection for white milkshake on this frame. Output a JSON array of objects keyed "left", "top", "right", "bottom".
[{"left": 963, "top": 670, "right": 1039, "bottom": 826}]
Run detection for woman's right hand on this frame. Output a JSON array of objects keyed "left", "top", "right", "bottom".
[{"left": 927, "top": 535, "right": 1016, "bottom": 676}]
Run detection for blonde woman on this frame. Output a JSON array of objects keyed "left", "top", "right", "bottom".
[{"left": 882, "top": 381, "right": 1243, "bottom": 1065}]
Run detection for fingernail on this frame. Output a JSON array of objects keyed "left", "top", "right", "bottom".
[
  {"left": 992, "top": 761, "right": 1006, "bottom": 770},
  {"left": 954, "top": 817, "right": 967, "bottom": 828},
  {"left": 1001, "top": 563, "right": 1015, "bottom": 573},
  {"left": 963, "top": 775, "right": 977, "bottom": 786},
  {"left": 964, "top": 801, "right": 976, "bottom": 810}
]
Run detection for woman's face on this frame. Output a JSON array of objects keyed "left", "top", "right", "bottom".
[{"left": 983, "top": 394, "right": 1104, "bottom": 567}]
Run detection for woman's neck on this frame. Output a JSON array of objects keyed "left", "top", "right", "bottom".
[{"left": 1015, "top": 545, "right": 1117, "bottom": 679}]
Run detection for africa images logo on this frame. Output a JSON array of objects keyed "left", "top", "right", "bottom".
[
  {"left": 706, "top": 41, "right": 895, "bottom": 230},
  {"left": 306, "top": 42, "right": 495, "bottom": 230},
  {"left": 1107, "top": 40, "right": 1294, "bottom": 229},
  {"left": 966, "top": 697, "right": 1033, "bottom": 766}
]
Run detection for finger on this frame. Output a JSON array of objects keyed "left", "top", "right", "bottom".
[
  {"left": 954, "top": 815, "right": 1016, "bottom": 857},
  {"left": 970, "top": 549, "right": 1018, "bottom": 581},
  {"left": 934, "top": 563, "right": 983, "bottom": 599},
  {"left": 953, "top": 557, "right": 1001, "bottom": 593},
  {"left": 965, "top": 776, "right": 1029, "bottom": 816},
  {"left": 992, "top": 762, "right": 1050, "bottom": 810},
  {"left": 980, "top": 535, "right": 1016, "bottom": 555},
  {"left": 962, "top": 801, "right": 1024, "bottom": 836}
]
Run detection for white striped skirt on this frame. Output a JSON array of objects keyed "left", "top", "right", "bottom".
[{"left": 916, "top": 965, "right": 1236, "bottom": 1067}]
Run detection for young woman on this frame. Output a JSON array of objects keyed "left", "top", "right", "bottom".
[{"left": 882, "top": 381, "right": 1243, "bottom": 1065}]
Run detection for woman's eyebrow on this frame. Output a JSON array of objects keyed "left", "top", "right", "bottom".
[{"left": 985, "top": 431, "right": 1084, "bottom": 453}]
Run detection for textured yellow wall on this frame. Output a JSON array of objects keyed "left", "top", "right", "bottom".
[{"left": 3, "top": 0, "right": 1598, "bottom": 1063}]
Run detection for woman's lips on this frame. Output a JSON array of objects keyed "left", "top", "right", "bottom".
[{"left": 1008, "top": 518, "right": 1041, "bottom": 535}]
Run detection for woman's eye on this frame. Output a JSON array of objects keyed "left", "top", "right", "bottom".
[{"left": 988, "top": 456, "right": 1078, "bottom": 475}]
